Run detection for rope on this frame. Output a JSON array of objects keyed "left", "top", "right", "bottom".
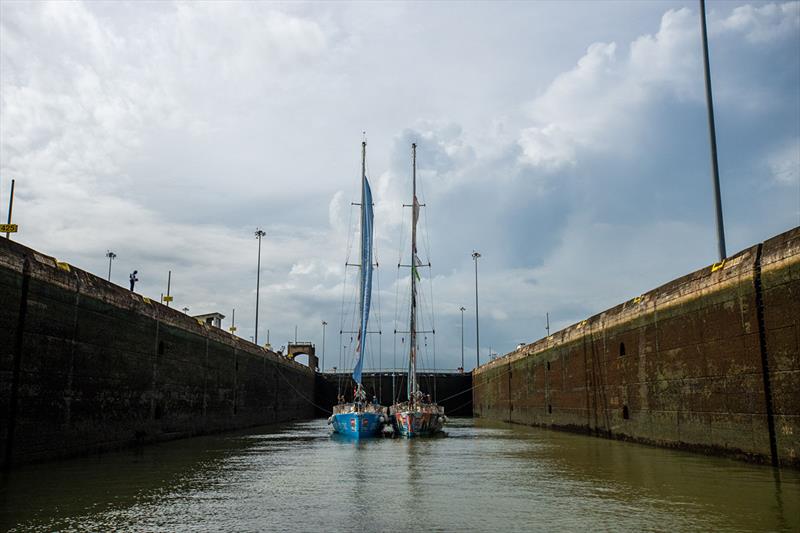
[
  {"left": 275, "top": 364, "right": 333, "bottom": 415},
  {"left": 436, "top": 362, "right": 514, "bottom": 404}
]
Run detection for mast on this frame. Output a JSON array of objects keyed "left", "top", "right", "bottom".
[
  {"left": 408, "top": 143, "right": 418, "bottom": 401},
  {"left": 356, "top": 140, "right": 366, "bottom": 394}
]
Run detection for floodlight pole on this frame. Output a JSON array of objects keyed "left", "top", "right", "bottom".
[
  {"left": 106, "top": 251, "right": 116, "bottom": 281},
  {"left": 699, "top": 0, "right": 727, "bottom": 261},
  {"left": 459, "top": 306, "right": 466, "bottom": 372},
  {"left": 254, "top": 228, "right": 266, "bottom": 345},
  {"left": 472, "top": 251, "right": 481, "bottom": 369}
]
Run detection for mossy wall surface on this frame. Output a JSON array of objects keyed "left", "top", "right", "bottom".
[
  {"left": 0, "top": 239, "right": 315, "bottom": 468},
  {"left": 474, "top": 227, "right": 800, "bottom": 468}
]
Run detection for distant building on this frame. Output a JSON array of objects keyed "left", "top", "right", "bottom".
[{"left": 193, "top": 312, "right": 225, "bottom": 329}]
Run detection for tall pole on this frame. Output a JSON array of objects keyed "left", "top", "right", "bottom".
[
  {"left": 460, "top": 306, "right": 465, "bottom": 372},
  {"left": 106, "top": 251, "right": 116, "bottom": 281},
  {"left": 254, "top": 228, "right": 266, "bottom": 345},
  {"left": 321, "top": 320, "right": 328, "bottom": 372},
  {"left": 699, "top": 0, "right": 727, "bottom": 261},
  {"left": 472, "top": 251, "right": 481, "bottom": 368},
  {"left": 166, "top": 270, "right": 171, "bottom": 307},
  {"left": 5, "top": 179, "right": 15, "bottom": 239},
  {"left": 294, "top": 325, "right": 298, "bottom": 343},
  {"left": 546, "top": 312, "right": 550, "bottom": 336}
]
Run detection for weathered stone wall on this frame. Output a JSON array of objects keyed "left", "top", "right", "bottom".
[
  {"left": 0, "top": 239, "right": 315, "bottom": 468},
  {"left": 473, "top": 226, "right": 800, "bottom": 468},
  {"left": 316, "top": 372, "right": 473, "bottom": 416}
]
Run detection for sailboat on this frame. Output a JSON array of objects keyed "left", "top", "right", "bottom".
[
  {"left": 390, "top": 143, "right": 446, "bottom": 437},
  {"left": 328, "top": 141, "right": 388, "bottom": 438}
]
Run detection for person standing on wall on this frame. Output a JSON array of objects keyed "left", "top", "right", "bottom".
[{"left": 129, "top": 270, "right": 138, "bottom": 291}]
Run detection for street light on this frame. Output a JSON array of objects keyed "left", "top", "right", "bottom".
[
  {"left": 182, "top": 307, "right": 189, "bottom": 314},
  {"left": 321, "top": 320, "right": 328, "bottom": 372},
  {"left": 105, "top": 251, "right": 116, "bottom": 281},
  {"left": 254, "top": 228, "right": 266, "bottom": 345},
  {"left": 472, "top": 250, "right": 481, "bottom": 369},
  {"left": 459, "top": 306, "right": 466, "bottom": 372}
]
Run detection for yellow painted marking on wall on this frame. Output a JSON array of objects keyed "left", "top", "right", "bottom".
[
  {"left": 711, "top": 259, "right": 726, "bottom": 272},
  {"left": 196, "top": 319, "right": 204, "bottom": 325},
  {"left": 0, "top": 224, "right": 18, "bottom": 233},
  {"left": 162, "top": 295, "right": 173, "bottom": 302},
  {"left": 142, "top": 297, "right": 152, "bottom": 304},
  {"left": 56, "top": 261, "right": 70, "bottom": 272}
]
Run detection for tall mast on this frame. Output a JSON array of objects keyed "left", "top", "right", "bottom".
[
  {"left": 357, "top": 140, "right": 366, "bottom": 393},
  {"left": 409, "top": 143, "right": 418, "bottom": 401}
]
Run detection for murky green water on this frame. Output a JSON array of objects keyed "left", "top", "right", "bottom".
[{"left": 1, "top": 418, "right": 798, "bottom": 532}]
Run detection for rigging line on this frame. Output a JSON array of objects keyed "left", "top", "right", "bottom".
[
  {"left": 274, "top": 364, "right": 332, "bottom": 415},
  {"left": 435, "top": 362, "right": 515, "bottom": 405}
]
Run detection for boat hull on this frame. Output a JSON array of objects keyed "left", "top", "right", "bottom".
[
  {"left": 393, "top": 410, "right": 445, "bottom": 437},
  {"left": 331, "top": 411, "right": 385, "bottom": 439}
]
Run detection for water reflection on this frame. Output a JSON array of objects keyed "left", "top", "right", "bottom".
[{"left": 1, "top": 418, "right": 797, "bottom": 532}]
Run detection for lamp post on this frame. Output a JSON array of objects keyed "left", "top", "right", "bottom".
[
  {"left": 459, "top": 306, "right": 466, "bottom": 372},
  {"left": 182, "top": 307, "right": 189, "bottom": 314},
  {"left": 105, "top": 251, "right": 116, "bottom": 281},
  {"left": 472, "top": 250, "right": 481, "bottom": 369},
  {"left": 321, "top": 320, "right": 328, "bottom": 372},
  {"left": 254, "top": 228, "right": 266, "bottom": 345}
]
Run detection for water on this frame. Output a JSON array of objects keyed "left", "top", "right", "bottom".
[{"left": 2, "top": 418, "right": 798, "bottom": 532}]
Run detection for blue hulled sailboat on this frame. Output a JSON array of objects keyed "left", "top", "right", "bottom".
[{"left": 328, "top": 141, "right": 387, "bottom": 438}]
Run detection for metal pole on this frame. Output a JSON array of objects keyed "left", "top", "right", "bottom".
[
  {"left": 106, "top": 251, "right": 116, "bottom": 281},
  {"left": 295, "top": 325, "right": 298, "bottom": 343},
  {"left": 321, "top": 321, "right": 327, "bottom": 372},
  {"left": 472, "top": 251, "right": 481, "bottom": 368},
  {"left": 254, "top": 229, "right": 266, "bottom": 345},
  {"left": 6, "top": 179, "right": 15, "bottom": 239},
  {"left": 546, "top": 312, "right": 550, "bottom": 336},
  {"left": 166, "top": 270, "right": 171, "bottom": 307},
  {"left": 699, "top": 0, "right": 727, "bottom": 261},
  {"left": 460, "top": 306, "right": 465, "bottom": 371}
]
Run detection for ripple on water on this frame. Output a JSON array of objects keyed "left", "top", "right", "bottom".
[{"left": 1, "top": 418, "right": 798, "bottom": 532}]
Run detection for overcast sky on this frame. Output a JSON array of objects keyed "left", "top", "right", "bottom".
[{"left": 1, "top": 0, "right": 798, "bottom": 373}]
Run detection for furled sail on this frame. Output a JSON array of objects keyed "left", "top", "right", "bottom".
[{"left": 353, "top": 176, "right": 374, "bottom": 385}]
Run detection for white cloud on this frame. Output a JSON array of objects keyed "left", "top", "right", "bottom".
[
  {"left": 767, "top": 138, "right": 800, "bottom": 186},
  {"left": 718, "top": 1, "right": 800, "bottom": 43},
  {"left": 0, "top": 1, "right": 797, "bottom": 371},
  {"left": 518, "top": 3, "right": 799, "bottom": 170}
]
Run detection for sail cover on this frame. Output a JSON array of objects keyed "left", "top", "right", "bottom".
[{"left": 353, "top": 176, "right": 374, "bottom": 385}]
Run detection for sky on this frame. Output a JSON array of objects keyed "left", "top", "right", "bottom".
[{"left": 1, "top": 0, "right": 798, "bottom": 374}]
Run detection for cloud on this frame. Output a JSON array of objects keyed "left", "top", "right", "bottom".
[
  {"left": 518, "top": 3, "right": 799, "bottom": 170},
  {"left": 1, "top": 1, "right": 797, "bottom": 372},
  {"left": 767, "top": 137, "right": 800, "bottom": 186},
  {"left": 718, "top": 1, "right": 800, "bottom": 43}
]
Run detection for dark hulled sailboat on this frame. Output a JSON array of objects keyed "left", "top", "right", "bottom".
[{"left": 390, "top": 143, "right": 446, "bottom": 437}]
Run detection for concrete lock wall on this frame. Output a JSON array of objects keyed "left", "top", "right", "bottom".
[
  {"left": 473, "top": 227, "right": 800, "bottom": 468},
  {"left": 0, "top": 239, "right": 316, "bottom": 469}
]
